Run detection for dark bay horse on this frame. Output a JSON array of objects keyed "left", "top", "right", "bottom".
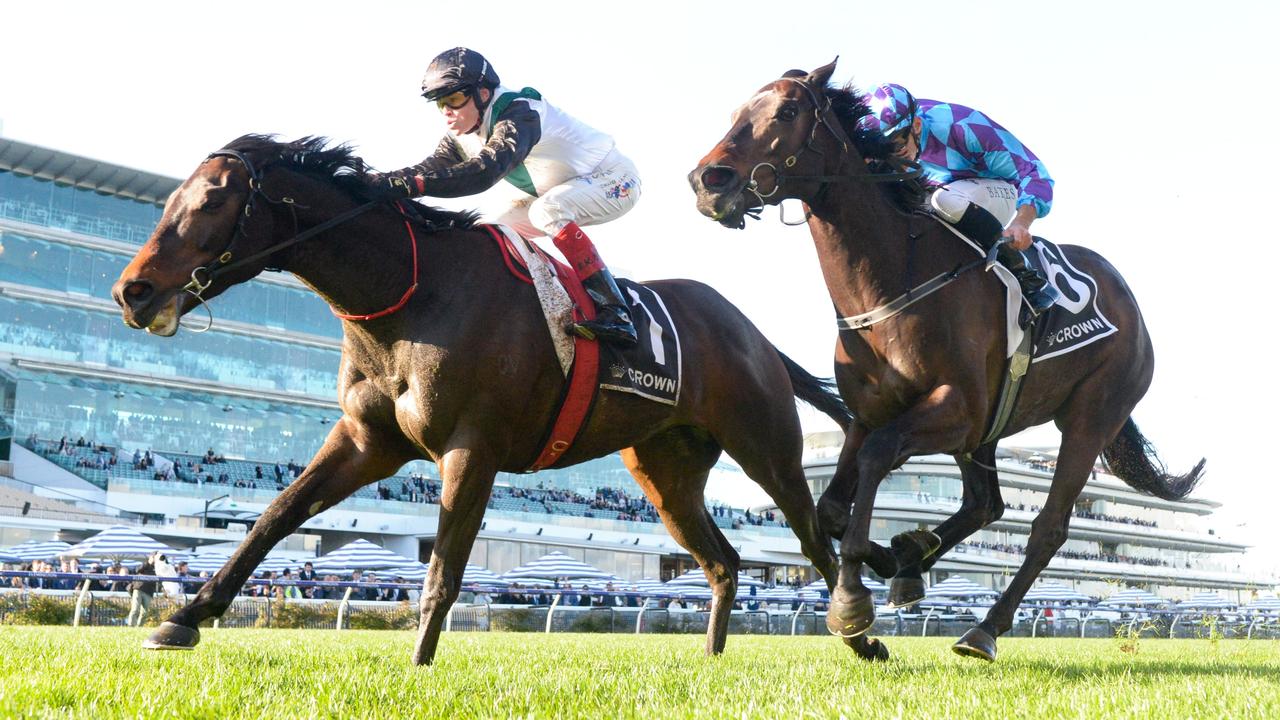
[
  {"left": 111, "top": 134, "right": 881, "bottom": 663},
  {"left": 689, "top": 61, "right": 1204, "bottom": 661}
]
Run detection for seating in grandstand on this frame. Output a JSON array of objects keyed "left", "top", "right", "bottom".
[{"left": 19, "top": 437, "right": 790, "bottom": 531}]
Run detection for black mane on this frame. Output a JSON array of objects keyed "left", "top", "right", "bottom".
[
  {"left": 822, "top": 84, "right": 927, "bottom": 206},
  {"left": 222, "top": 134, "right": 480, "bottom": 229}
]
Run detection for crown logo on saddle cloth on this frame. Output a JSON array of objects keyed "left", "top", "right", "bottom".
[{"left": 609, "top": 364, "right": 626, "bottom": 380}]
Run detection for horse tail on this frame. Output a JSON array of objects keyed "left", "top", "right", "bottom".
[
  {"left": 1101, "top": 417, "right": 1205, "bottom": 501},
  {"left": 776, "top": 350, "right": 853, "bottom": 432}
]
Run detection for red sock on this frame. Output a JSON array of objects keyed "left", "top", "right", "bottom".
[{"left": 550, "top": 222, "right": 606, "bottom": 279}]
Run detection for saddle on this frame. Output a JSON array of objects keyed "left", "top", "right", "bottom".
[{"left": 482, "top": 226, "right": 682, "bottom": 470}]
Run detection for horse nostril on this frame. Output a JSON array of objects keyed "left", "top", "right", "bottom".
[
  {"left": 122, "top": 281, "right": 153, "bottom": 306},
  {"left": 701, "top": 166, "right": 737, "bottom": 191}
]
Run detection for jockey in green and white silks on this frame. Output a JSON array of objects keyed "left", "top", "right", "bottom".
[{"left": 378, "top": 47, "right": 640, "bottom": 346}]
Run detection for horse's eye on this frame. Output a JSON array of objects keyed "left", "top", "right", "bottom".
[{"left": 778, "top": 104, "right": 799, "bottom": 121}]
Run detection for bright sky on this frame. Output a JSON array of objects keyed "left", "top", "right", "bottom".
[{"left": 3, "top": 2, "right": 1277, "bottom": 572}]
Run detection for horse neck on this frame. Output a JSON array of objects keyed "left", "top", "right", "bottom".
[{"left": 804, "top": 182, "right": 918, "bottom": 320}]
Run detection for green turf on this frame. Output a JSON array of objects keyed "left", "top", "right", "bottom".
[{"left": 0, "top": 627, "right": 1277, "bottom": 719}]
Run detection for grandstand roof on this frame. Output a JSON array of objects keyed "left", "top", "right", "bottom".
[{"left": 0, "top": 138, "right": 180, "bottom": 206}]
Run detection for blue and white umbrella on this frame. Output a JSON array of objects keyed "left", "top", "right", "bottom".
[
  {"left": 185, "top": 552, "right": 232, "bottom": 574},
  {"left": 1101, "top": 587, "right": 1167, "bottom": 607},
  {"left": 1245, "top": 595, "right": 1280, "bottom": 613},
  {"left": 383, "top": 563, "right": 428, "bottom": 581},
  {"left": 459, "top": 563, "right": 508, "bottom": 588},
  {"left": 0, "top": 549, "right": 25, "bottom": 564},
  {"left": 665, "top": 568, "right": 766, "bottom": 590},
  {"left": 923, "top": 576, "right": 998, "bottom": 599},
  {"left": 3, "top": 540, "right": 72, "bottom": 562},
  {"left": 252, "top": 556, "right": 304, "bottom": 575},
  {"left": 1021, "top": 581, "right": 1093, "bottom": 605},
  {"left": 313, "top": 539, "right": 419, "bottom": 572},
  {"left": 627, "top": 577, "right": 667, "bottom": 595},
  {"left": 60, "top": 526, "right": 175, "bottom": 560},
  {"left": 1178, "top": 591, "right": 1234, "bottom": 610},
  {"left": 502, "top": 551, "right": 620, "bottom": 586}
]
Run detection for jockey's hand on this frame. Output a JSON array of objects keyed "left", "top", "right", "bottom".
[
  {"left": 366, "top": 173, "right": 416, "bottom": 199},
  {"left": 1002, "top": 222, "right": 1033, "bottom": 250},
  {"left": 1002, "top": 204, "right": 1038, "bottom": 250}
]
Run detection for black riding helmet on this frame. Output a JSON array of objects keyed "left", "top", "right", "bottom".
[{"left": 420, "top": 47, "right": 501, "bottom": 103}]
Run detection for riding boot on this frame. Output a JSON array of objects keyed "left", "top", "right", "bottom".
[
  {"left": 996, "top": 244, "right": 1061, "bottom": 320},
  {"left": 550, "top": 221, "right": 638, "bottom": 346},
  {"left": 575, "top": 269, "right": 639, "bottom": 346},
  {"left": 949, "top": 202, "right": 1060, "bottom": 321}
]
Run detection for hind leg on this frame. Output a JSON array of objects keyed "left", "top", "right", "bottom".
[{"left": 621, "top": 429, "right": 739, "bottom": 656}]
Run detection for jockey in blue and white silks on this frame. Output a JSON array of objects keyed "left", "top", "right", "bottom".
[
  {"left": 376, "top": 47, "right": 640, "bottom": 346},
  {"left": 861, "top": 83, "right": 1061, "bottom": 317}
]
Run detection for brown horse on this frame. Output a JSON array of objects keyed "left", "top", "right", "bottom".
[
  {"left": 111, "top": 134, "right": 881, "bottom": 663},
  {"left": 689, "top": 60, "right": 1204, "bottom": 661}
]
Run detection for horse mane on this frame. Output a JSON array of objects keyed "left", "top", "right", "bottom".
[
  {"left": 821, "top": 83, "right": 927, "bottom": 208},
  {"left": 222, "top": 134, "right": 481, "bottom": 229}
]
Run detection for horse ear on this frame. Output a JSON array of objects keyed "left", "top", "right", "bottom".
[{"left": 806, "top": 56, "right": 839, "bottom": 88}]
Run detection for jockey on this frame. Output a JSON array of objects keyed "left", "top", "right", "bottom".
[
  {"left": 376, "top": 47, "right": 640, "bottom": 346},
  {"left": 861, "top": 83, "right": 1061, "bottom": 318}
]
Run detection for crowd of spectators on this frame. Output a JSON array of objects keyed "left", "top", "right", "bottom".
[
  {"left": 957, "top": 540, "right": 1173, "bottom": 568},
  {"left": 1004, "top": 501, "right": 1159, "bottom": 529}
]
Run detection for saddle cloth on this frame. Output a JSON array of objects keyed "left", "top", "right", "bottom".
[
  {"left": 931, "top": 217, "right": 1117, "bottom": 362},
  {"left": 486, "top": 224, "right": 682, "bottom": 402}
]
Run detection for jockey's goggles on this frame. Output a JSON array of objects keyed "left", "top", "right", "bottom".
[{"left": 435, "top": 89, "right": 472, "bottom": 111}]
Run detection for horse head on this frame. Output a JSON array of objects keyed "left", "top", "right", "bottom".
[
  {"left": 688, "top": 60, "right": 850, "bottom": 228},
  {"left": 111, "top": 136, "right": 312, "bottom": 336}
]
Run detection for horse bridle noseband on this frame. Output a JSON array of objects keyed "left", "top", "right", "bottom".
[
  {"left": 179, "top": 149, "right": 396, "bottom": 331},
  {"left": 738, "top": 77, "right": 923, "bottom": 225}
]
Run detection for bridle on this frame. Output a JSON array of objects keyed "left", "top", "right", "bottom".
[
  {"left": 179, "top": 148, "right": 416, "bottom": 330},
  {"left": 735, "top": 78, "right": 923, "bottom": 226}
]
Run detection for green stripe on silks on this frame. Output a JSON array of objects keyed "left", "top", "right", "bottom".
[{"left": 490, "top": 87, "right": 543, "bottom": 197}]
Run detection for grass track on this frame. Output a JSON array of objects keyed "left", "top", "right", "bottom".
[{"left": 0, "top": 627, "right": 1277, "bottom": 718}]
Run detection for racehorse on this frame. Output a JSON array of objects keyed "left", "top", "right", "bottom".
[
  {"left": 689, "top": 60, "right": 1204, "bottom": 661},
  {"left": 111, "top": 134, "right": 881, "bottom": 663}
]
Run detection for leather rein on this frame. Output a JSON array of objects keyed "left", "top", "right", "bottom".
[{"left": 180, "top": 149, "right": 420, "bottom": 330}]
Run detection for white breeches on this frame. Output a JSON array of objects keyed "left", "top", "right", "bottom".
[
  {"left": 490, "top": 149, "right": 641, "bottom": 240},
  {"left": 929, "top": 178, "right": 1019, "bottom": 227}
]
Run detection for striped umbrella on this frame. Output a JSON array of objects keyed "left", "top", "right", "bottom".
[
  {"left": 923, "top": 576, "right": 998, "bottom": 599},
  {"left": 383, "top": 563, "right": 428, "bottom": 581},
  {"left": 3, "top": 540, "right": 72, "bottom": 562},
  {"left": 1178, "top": 591, "right": 1234, "bottom": 610},
  {"left": 801, "top": 576, "right": 888, "bottom": 595},
  {"left": 460, "top": 563, "right": 507, "bottom": 588},
  {"left": 313, "top": 539, "right": 419, "bottom": 572},
  {"left": 665, "top": 568, "right": 766, "bottom": 589},
  {"left": 1245, "top": 595, "right": 1280, "bottom": 613},
  {"left": 627, "top": 577, "right": 667, "bottom": 595},
  {"left": 60, "top": 526, "right": 175, "bottom": 560},
  {"left": 0, "top": 549, "right": 24, "bottom": 564},
  {"left": 252, "top": 556, "right": 303, "bottom": 575},
  {"left": 1021, "top": 581, "right": 1093, "bottom": 605},
  {"left": 502, "top": 551, "right": 618, "bottom": 585},
  {"left": 185, "top": 552, "right": 232, "bottom": 574},
  {"left": 1101, "top": 587, "right": 1167, "bottom": 607}
]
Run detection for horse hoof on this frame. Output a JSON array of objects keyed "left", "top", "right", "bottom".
[
  {"left": 952, "top": 626, "right": 997, "bottom": 662},
  {"left": 826, "top": 589, "right": 875, "bottom": 638},
  {"left": 846, "top": 635, "right": 891, "bottom": 662},
  {"left": 890, "top": 530, "right": 942, "bottom": 565},
  {"left": 886, "top": 576, "right": 926, "bottom": 609},
  {"left": 142, "top": 621, "right": 200, "bottom": 651}
]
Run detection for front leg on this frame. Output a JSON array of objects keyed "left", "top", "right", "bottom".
[
  {"left": 143, "top": 418, "right": 413, "bottom": 649},
  {"left": 829, "top": 385, "right": 973, "bottom": 639},
  {"left": 413, "top": 434, "right": 499, "bottom": 666}
]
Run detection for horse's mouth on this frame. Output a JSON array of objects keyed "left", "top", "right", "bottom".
[
  {"left": 144, "top": 297, "right": 182, "bottom": 337},
  {"left": 122, "top": 295, "right": 182, "bottom": 337},
  {"left": 695, "top": 189, "right": 750, "bottom": 230}
]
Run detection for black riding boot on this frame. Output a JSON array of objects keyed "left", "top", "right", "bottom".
[
  {"left": 950, "top": 202, "right": 1060, "bottom": 321},
  {"left": 996, "top": 244, "right": 1061, "bottom": 320},
  {"left": 572, "top": 269, "right": 638, "bottom": 347}
]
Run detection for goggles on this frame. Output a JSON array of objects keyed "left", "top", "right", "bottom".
[{"left": 435, "top": 89, "right": 472, "bottom": 110}]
